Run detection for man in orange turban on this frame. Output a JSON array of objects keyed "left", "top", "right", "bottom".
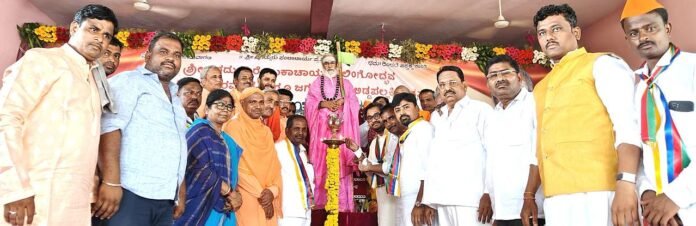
[{"left": 223, "top": 88, "right": 283, "bottom": 226}]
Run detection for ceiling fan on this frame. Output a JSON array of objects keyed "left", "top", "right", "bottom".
[
  {"left": 466, "top": 0, "right": 533, "bottom": 40},
  {"left": 113, "top": 0, "right": 191, "bottom": 19}
]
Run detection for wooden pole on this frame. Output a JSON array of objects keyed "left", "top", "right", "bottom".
[{"left": 335, "top": 41, "right": 346, "bottom": 98}]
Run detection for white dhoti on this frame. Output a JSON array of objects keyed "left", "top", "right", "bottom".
[
  {"left": 543, "top": 191, "right": 614, "bottom": 226},
  {"left": 376, "top": 187, "right": 397, "bottom": 226},
  {"left": 436, "top": 205, "right": 489, "bottom": 226},
  {"left": 397, "top": 194, "right": 417, "bottom": 226},
  {"left": 278, "top": 210, "right": 311, "bottom": 226}
]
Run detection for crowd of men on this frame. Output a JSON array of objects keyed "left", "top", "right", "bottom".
[{"left": 0, "top": 0, "right": 694, "bottom": 226}]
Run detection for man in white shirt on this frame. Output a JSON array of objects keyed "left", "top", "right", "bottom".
[
  {"left": 390, "top": 93, "right": 434, "bottom": 226},
  {"left": 483, "top": 55, "right": 545, "bottom": 226},
  {"left": 358, "top": 103, "right": 399, "bottom": 226},
  {"left": 418, "top": 66, "right": 492, "bottom": 226},
  {"left": 621, "top": 1, "right": 696, "bottom": 225},
  {"left": 276, "top": 115, "right": 314, "bottom": 226}
]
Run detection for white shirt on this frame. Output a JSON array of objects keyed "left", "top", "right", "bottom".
[
  {"left": 422, "top": 96, "right": 491, "bottom": 207},
  {"left": 634, "top": 49, "right": 696, "bottom": 223},
  {"left": 275, "top": 139, "right": 315, "bottom": 218},
  {"left": 397, "top": 120, "right": 434, "bottom": 197},
  {"left": 367, "top": 131, "right": 399, "bottom": 180},
  {"left": 484, "top": 91, "right": 544, "bottom": 220}
]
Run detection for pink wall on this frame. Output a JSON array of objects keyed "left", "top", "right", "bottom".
[
  {"left": 581, "top": 0, "right": 696, "bottom": 68},
  {"left": 0, "top": 0, "right": 55, "bottom": 73}
]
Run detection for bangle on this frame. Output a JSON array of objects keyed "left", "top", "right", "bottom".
[
  {"left": 222, "top": 186, "right": 232, "bottom": 196},
  {"left": 102, "top": 181, "right": 121, "bottom": 187}
]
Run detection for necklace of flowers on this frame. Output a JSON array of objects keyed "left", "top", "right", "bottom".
[{"left": 320, "top": 75, "right": 341, "bottom": 101}]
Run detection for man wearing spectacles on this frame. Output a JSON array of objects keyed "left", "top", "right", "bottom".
[
  {"left": 418, "top": 66, "right": 493, "bottom": 226},
  {"left": 358, "top": 103, "right": 399, "bottom": 226},
  {"left": 483, "top": 55, "right": 545, "bottom": 226}
]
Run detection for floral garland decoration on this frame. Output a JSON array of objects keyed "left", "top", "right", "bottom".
[
  {"left": 314, "top": 39, "right": 332, "bottom": 55},
  {"left": 192, "top": 34, "right": 211, "bottom": 51},
  {"left": 414, "top": 43, "right": 432, "bottom": 60},
  {"left": 324, "top": 146, "right": 340, "bottom": 226},
  {"left": 225, "top": 34, "right": 243, "bottom": 51},
  {"left": 33, "top": 25, "right": 57, "bottom": 43},
  {"left": 388, "top": 43, "right": 403, "bottom": 59},
  {"left": 241, "top": 36, "right": 259, "bottom": 53},
  {"left": 298, "top": 37, "right": 317, "bottom": 54},
  {"left": 461, "top": 46, "right": 479, "bottom": 62},
  {"left": 268, "top": 36, "right": 286, "bottom": 54},
  {"left": 344, "top": 40, "right": 361, "bottom": 55},
  {"left": 115, "top": 30, "right": 130, "bottom": 47},
  {"left": 16, "top": 23, "right": 552, "bottom": 70}
]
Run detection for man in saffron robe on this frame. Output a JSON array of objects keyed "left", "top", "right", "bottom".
[
  {"left": 223, "top": 88, "right": 283, "bottom": 226},
  {"left": 305, "top": 54, "right": 361, "bottom": 212}
]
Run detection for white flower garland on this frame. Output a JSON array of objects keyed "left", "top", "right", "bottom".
[
  {"left": 461, "top": 46, "right": 479, "bottom": 62},
  {"left": 314, "top": 39, "right": 332, "bottom": 55},
  {"left": 241, "top": 36, "right": 258, "bottom": 53},
  {"left": 388, "top": 43, "right": 402, "bottom": 58},
  {"left": 532, "top": 49, "right": 549, "bottom": 65}
]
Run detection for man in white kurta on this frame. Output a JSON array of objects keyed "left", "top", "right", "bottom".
[
  {"left": 482, "top": 56, "right": 544, "bottom": 226},
  {"left": 0, "top": 5, "right": 117, "bottom": 225},
  {"left": 276, "top": 116, "right": 314, "bottom": 226},
  {"left": 421, "top": 66, "right": 492, "bottom": 226},
  {"left": 620, "top": 1, "right": 696, "bottom": 224},
  {"left": 390, "top": 93, "right": 433, "bottom": 226},
  {"left": 360, "top": 103, "right": 398, "bottom": 226}
]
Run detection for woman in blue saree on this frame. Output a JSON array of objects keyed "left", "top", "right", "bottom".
[{"left": 175, "top": 89, "right": 243, "bottom": 226}]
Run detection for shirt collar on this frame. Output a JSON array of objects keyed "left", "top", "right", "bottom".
[
  {"left": 61, "top": 44, "right": 97, "bottom": 69},
  {"left": 137, "top": 65, "right": 179, "bottom": 90},
  {"left": 637, "top": 44, "right": 677, "bottom": 75},
  {"left": 494, "top": 89, "right": 528, "bottom": 110}
]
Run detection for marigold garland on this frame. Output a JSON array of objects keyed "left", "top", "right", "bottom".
[
  {"left": 493, "top": 47, "right": 507, "bottom": 55},
  {"left": 268, "top": 36, "right": 286, "bottom": 53},
  {"left": 34, "top": 25, "right": 56, "bottom": 43},
  {"left": 16, "top": 22, "right": 551, "bottom": 69},
  {"left": 324, "top": 146, "right": 340, "bottom": 226},
  {"left": 344, "top": 40, "right": 361, "bottom": 55},
  {"left": 115, "top": 30, "right": 130, "bottom": 47},
  {"left": 414, "top": 43, "right": 432, "bottom": 60},
  {"left": 192, "top": 34, "right": 211, "bottom": 51}
]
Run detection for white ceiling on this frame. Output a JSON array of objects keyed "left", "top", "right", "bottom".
[{"left": 29, "top": 0, "right": 624, "bottom": 45}]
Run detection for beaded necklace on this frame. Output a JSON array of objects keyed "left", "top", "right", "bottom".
[{"left": 320, "top": 75, "right": 341, "bottom": 101}]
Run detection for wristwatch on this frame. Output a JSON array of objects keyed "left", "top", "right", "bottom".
[{"left": 616, "top": 172, "right": 636, "bottom": 183}]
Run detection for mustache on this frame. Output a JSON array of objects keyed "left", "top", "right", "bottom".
[
  {"left": 103, "top": 61, "right": 115, "bottom": 68},
  {"left": 638, "top": 41, "right": 655, "bottom": 49},
  {"left": 161, "top": 61, "right": 175, "bottom": 68},
  {"left": 444, "top": 90, "right": 456, "bottom": 96},
  {"left": 495, "top": 80, "right": 510, "bottom": 88},
  {"left": 546, "top": 41, "right": 559, "bottom": 48},
  {"left": 186, "top": 100, "right": 199, "bottom": 105},
  {"left": 89, "top": 42, "right": 103, "bottom": 51}
]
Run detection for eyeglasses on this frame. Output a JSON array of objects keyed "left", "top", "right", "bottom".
[
  {"left": 438, "top": 80, "right": 461, "bottom": 89},
  {"left": 365, "top": 113, "right": 382, "bottom": 122},
  {"left": 322, "top": 61, "right": 336, "bottom": 65},
  {"left": 212, "top": 102, "right": 234, "bottom": 111},
  {"left": 486, "top": 69, "right": 517, "bottom": 80}
]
